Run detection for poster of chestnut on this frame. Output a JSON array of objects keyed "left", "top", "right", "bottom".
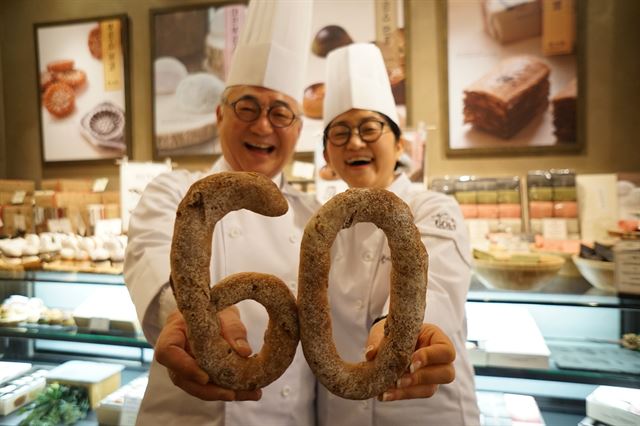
[
  {"left": 35, "top": 15, "right": 130, "bottom": 163},
  {"left": 300, "top": 0, "right": 406, "bottom": 153}
]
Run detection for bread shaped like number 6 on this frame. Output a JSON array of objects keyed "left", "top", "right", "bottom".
[
  {"left": 170, "top": 171, "right": 299, "bottom": 391},
  {"left": 298, "top": 188, "right": 428, "bottom": 399}
]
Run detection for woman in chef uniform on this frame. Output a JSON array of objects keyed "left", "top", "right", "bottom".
[
  {"left": 124, "top": 1, "right": 318, "bottom": 425},
  {"left": 319, "top": 43, "right": 481, "bottom": 426}
]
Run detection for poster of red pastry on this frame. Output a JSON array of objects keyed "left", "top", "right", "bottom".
[
  {"left": 34, "top": 15, "right": 130, "bottom": 163},
  {"left": 446, "top": 0, "right": 580, "bottom": 156},
  {"left": 150, "top": 3, "right": 247, "bottom": 159}
]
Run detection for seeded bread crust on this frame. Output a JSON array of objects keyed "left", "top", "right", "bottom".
[
  {"left": 298, "top": 188, "right": 428, "bottom": 399},
  {"left": 170, "top": 171, "right": 298, "bottom": 390}
]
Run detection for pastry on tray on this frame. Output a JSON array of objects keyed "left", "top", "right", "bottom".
[{"left": 463, "top": 56, "right": 550, "bottom": 139}]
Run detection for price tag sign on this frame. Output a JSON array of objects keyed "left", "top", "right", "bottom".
[
  {"left": 47, "top": 218, "right": 73, "bottom": 234},
  {"left": 88, "top": 317, "right": 110, "bottom": 332},
  {"left": 542, "top": 219, "right": 568, "bottom": 240},
  {"left": 92, "top": 177, "right": 109, "bottom": 193},
  {"left": 11, "top": 191, "right": 26, "bottom": 205}
]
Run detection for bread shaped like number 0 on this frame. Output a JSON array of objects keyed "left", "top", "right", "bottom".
[
  {"left": 298, "top": 188, "right": 428, "bottom": 399},
  {"left": 170, "top": 173, "right": 428, "bottom": 399},
  {"left": 170, "top": 172, "right": 299, "bottom": 390}
]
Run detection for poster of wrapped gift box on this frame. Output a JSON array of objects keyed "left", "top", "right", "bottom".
[
  {"left": 446, "top": 0, "right": 582, "bottom": 156},
  {"left": 34, "top": 15, "right": 130, "bottom": 163}
]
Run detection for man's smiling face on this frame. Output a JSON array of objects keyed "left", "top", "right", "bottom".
[{"left": 216, "top": 85, "right": 302, "bottom": 178}]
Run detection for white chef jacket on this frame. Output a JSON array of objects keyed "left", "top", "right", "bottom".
[
  {"left": 317, "top": 173, "right": 480, "bottom": 426},
  {"left": 124, "top": 158, "right": 318, "bottom": 426}
]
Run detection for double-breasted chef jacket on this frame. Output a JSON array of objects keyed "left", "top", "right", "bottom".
[
  {"left": 125, "top": 158, "right": 318, "bottom": 426},
  {"left": 317, "top": 173, "right": 480, "bottom": 426}
]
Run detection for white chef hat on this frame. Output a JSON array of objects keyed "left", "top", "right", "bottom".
[
  {"left": 225, "top": 0, "right": 312, "bottom": 104},
  {"left": 323, "top": 43, "right": 399, "bottom": 128}
]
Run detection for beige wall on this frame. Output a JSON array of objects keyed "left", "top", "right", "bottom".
[{"left": 1, "top": 0, "right": 638, "bottom": 187}]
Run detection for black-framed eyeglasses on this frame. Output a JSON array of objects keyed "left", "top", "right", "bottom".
[
  {"left": 325, "top": 119, "right": 388, "bottom": 147},
  {"left": 224, "top": 96, "right": 298, "bottom": 128}
]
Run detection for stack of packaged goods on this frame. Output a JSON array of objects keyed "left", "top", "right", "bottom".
[
  {"left": 35, "top": 179, "right": 121, "bottom": 237},
  {"left": 496, "top": 177, "right": 523, "bottom": 234},
  {"left": 432, "top": 176, "right": 524, "bottom": 237},
  {"left": 0, "top": 178, "right": 125, "bottom": 273},
  {"left": 551, "top": 169, "right": 580, "bottom": 238},
  {"left": 528, "top": 169, "right": 580, "bottom": 239},
  {"left": 0, "top": 179, "right": 36, "bottom": 238}
]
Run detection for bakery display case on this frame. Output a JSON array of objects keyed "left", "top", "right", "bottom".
[
  {"left": 468, "top": 273, "right": 640, "bottom": 419},
  {"left": 0, "top": 270, "right": 151, "bottom": 365}
]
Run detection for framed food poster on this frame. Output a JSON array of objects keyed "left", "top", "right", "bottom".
[
  {"left": 34, "top": 15, "right": 131, "bottom": 163},
  {"left": 150, "top": 2, "right": 247, "bottom": 160},
  {"left": 444, "top": 0, "right": 584, "bottom": 157},
  {"left": 301, "top": 0, "right": 406, "bottom": 154}
]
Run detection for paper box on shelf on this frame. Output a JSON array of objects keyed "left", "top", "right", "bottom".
[
  {"left": 73, "top": 288, "right": 142, "bottom": 335},
  {"left": 0, "top": 361, "right": 32, "bottom": 385},
  {"left": 615, "top": 240, "right": 640, "bottom": 296},
  {"left": 1, "top": 205, "right": 34, "bottom": 236},
  {"left": 41, "top": 178, "right": 93, "bottom": 192},
  {"left": 542, "top": 0, "right": 576, "bottom": 56},
  {"left": 483, "top": 0, "right": 542, "bottom": 44},
  {"left": 0, "top": 179, "right": 35, "bottom": 193},
  {"left": 96, "top": 374, "right": 148, "bottom": 426},
  {"left": 0, "top": 369, "right": 47, "bottom": 416},
  {"left": 466, "top": 304, "right": 550, "bottom": 369},
  {"left": 576, "top": 174, "right": 619, "bottom": 243},
  {"left": 45, "top": 361, "right": 124, "bottom": 409},
  {"left": 101, "top": 191, "right": 120, "bottom": 204},
  {"left": 104, "top": 203, "right": 121, "bottom": 220},
  {"left": 0, "top": 192, "right": 33, "bottom": 206},
  {"left": 586, "top": 386, "right": 640, "bottom": 426}
]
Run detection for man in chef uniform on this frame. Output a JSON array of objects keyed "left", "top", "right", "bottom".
[{"left": 124, "top": 1, "right": 317, "bottom": 424}]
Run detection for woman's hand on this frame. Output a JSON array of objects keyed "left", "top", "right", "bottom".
[
  {"left": 365, "top": 321, "right": 456, "bottom": 402},
  {"left": 154, "top": 308, "right": 262, "bottom": 401}
]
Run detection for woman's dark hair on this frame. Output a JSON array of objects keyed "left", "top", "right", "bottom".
[{"left": 322, "top": 112, "right": 401, "bottom": 148}]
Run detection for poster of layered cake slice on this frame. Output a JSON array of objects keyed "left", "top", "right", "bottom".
[
  {"left": 447, "top": 0, "right": 579, "bottom": 155},
  {"left": 151, "top": 4, "right": 247, "bottom": 158}
]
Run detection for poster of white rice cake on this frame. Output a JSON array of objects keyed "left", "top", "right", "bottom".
[{"left": 151, "top": 4, "right": 247, "bottom": 158}]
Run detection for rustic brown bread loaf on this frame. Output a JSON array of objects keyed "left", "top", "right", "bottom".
[
  {"left": 170, "top": 171, "right": 298, "bottom": 390},
  {"left": 298, "top": 188, "right": 428, "bottom": 399}
]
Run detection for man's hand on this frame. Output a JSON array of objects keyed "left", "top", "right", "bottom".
[
  {"left": 365, "top": 321, "right": 456, "bottom": 402},
  {"left": 154, "top": 308, "right": 262, "bottom": 401}
]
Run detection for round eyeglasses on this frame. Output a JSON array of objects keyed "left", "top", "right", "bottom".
[
  {"left": 325, "top": 119, "right": 388, "bottom": 147},
  {"left": 225, "top": 96, "right": 298, "bottom": 128}
]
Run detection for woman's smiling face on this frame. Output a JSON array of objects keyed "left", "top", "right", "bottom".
[{"left": 324, "top": 109, "right": 403, "bottom": 189}]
